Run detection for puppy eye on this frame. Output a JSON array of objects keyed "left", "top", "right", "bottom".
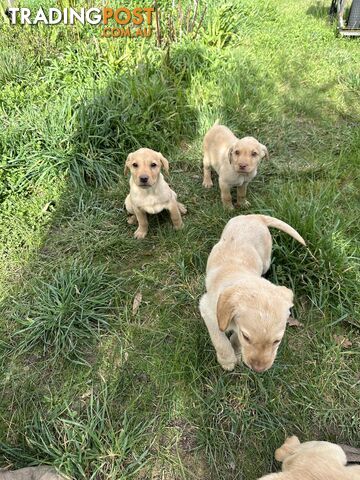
[
  {"left": 150, "top": 163, "right": 157, "bottom": 168},
  {"left": 242, "top": 332, "right": 251, "bottom": 343},
  {"left": 234, "top": 150, "right": 240, "bottom": 155},
  {"left": 273, "top": 340, "right": 281, "bottom": 345},
  {"left": 132, "top": 163, "right": 138, "bottom": 168},
  {"left": 251, "top": 151, "right": 258, "bottom": 157}
]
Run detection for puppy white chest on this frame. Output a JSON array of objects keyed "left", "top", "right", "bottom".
[
  {"left": 230, "top": 175, "right": 246, "bottom": 187},
  {"left": 136, "top": 190, "right": 170, "bottom": 214},
  {"left": 225, "top": 169, "right": 256, "bottom": 187},
  {"left": 144, "top": 200, "right": 166, "bottom": 214}
]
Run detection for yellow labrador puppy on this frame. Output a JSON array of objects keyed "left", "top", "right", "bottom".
[
  {"left": 202, "top": 121, "right": 269, "bottom": 209},
  {"left": 124, "top": 148, "right": 186, "bottom": 239},
  {"left": 258, "top": 436, "right": 360, "bottom": 479},
  {"left": 199, "top": 214, "right": 305, "bottom": 372}
]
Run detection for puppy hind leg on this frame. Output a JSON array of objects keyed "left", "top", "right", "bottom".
[{"left": 169, "top": 202, "right": 183, "bottom": 230}]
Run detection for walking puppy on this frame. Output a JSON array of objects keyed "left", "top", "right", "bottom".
[
  {"left": 258, "top": 436, "right": 360, "bottom": 479},
  {"left": 202, "top": 122, "right": 269, "bottom": 209},
  {"left": 124, "top": 148, "right": 186, "bottom": 239},
  {"left": 199, "top": 215, "right": 305, "bottom": 372}
]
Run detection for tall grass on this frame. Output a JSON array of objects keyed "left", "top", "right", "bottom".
[
  {"left": 0, "top": 386, "right": 151, "bottom": 479},
  {"left": 12, "top": 263, "right": 121, "bottom": 363}
]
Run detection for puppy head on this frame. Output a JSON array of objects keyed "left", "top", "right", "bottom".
[
  {"left": 217, "top": 283, "right": 293, "bottom": 372},
  {"left": 228, "top": 136, "right": 269, "bottom": 175},
  {"left": 278, "top": 439, "right": 347, "bottom": 468},
  {"left": 124, "top": 148, "right": 169, "bottom": 188},
  {"left": 275, "top": 436, "right": 301, "bottom": 462}
]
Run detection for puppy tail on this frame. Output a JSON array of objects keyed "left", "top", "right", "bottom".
[{"left": 259, "top": 215, "right": 306, "bottom": 246}]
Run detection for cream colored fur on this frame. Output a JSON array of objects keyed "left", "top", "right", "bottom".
[
  {"left": 258, "top": 436, "right": 360, "bottom": 479},
  {"left": 202, "top": 122, "right": 269, "bottom": 209},
  {"left": 124, "top": 148, "right": 186, "bottom": 239},
  {"left": 199, "top": 214, "right": 305, "bottom": 372}
]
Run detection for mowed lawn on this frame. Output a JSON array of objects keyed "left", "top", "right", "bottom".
[{"left": 0, "top": 0, "right": 359, "bottom": 479}]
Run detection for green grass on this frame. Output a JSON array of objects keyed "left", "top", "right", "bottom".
[
  {"left": 11, "top": 263, "right": 122, "bottom": 363},
  {"left": 0, "top": 0, "right": 359, "bottom": 479}
]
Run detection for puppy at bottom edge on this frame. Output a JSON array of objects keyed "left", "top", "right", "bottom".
[{"left": 258, "top": 435, "right": 360, "bottom": 479}]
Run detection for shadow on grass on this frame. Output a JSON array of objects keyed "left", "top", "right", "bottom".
[
  {"left": 0, "top": 46, "right": 201, "bottom": 477},
  {"left": 306, "top": 2, "right": 332, "bottom": 19}
]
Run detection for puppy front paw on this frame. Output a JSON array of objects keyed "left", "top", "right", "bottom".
[
  {"left": 202, "top": 179, "right": 213, "bottom": 188},
  {"left": 236, "top": 199, "right": 250, "bottom": 208},
  {"left": 223, "top": 202, "right": 234, "bottom": 210},
  {"left": 173, "top": 221, "right": 184, "bottom": 231},
  {"left": 134, "top": 228, "right": 147, "bottom": 239},
  {"left": 217, "top": 354, "right": 237, "bottom": 371}
]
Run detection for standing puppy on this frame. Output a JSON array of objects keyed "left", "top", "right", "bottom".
[
  {"left": 125, "top": 148, "right": 186, "bottom": 239},
  {"left": 258, "top": 436, "right": 360, "bottom": 479},
  {"left": 203, "top": 122, "right": 269, "bottom": 209},
  {"left": 199, "top": 215, "right": 305, "bottom": 372}
]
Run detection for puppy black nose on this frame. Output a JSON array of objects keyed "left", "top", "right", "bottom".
[
  {"left": 140, "top": 175, "right": 149, "bottom": 184},
  {"left": 239, "top": 164, "right": 248, "bottom": 170}
]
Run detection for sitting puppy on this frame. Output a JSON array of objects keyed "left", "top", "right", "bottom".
[
  {"left": 202, "top": 121, "right": 269, "bottom": 209},
  {"left": 124, "top": 148, "right": 186, "bottom": 239},
  {"left": 199, "top": 214, "right": 305, "bottom": 372},
  {"left": 258, "top": 435, "right": 360, "bottom": 479}
]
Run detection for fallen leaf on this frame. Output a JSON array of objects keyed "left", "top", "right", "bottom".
[
  {"left": 287, "top": 316, "right": 303, "bottom": 327},
  {"left": 334, "top": 334, "right": 352, "bottom": 348},
  {"left": 132, "top": 292, "right": 142, "bottom": 315},
  {"left": 81, "top": 388, "right": 93, "bottom": 400},
  {"left": 42, "top": 200, "right": 55, "bottom": 213}
]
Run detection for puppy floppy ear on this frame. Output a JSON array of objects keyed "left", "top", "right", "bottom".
[
  {"left": 260, "top": 143, "right": 269, "bottom": 160},
  {"left": 124, "top": 153, "right": 132, "bottom": 175},
  {"left": 275, "top": 436, "right": 300, "bottom": 462},
  {"left": 217, "top": 287, "right": 237, "bottom": 332},
  {"left": 158, "top": 153, "right": 169, "bottom": 174},
  {"left": 277, "top": 286, "right": 294, "bottom": 307}
]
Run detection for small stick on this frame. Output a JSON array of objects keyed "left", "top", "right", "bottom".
[
  {"left": 190, "top": 0, "right": 199, "bottom": 32},
  {"left": 192, "top": 4, "right": 207, "bottom": 41},
  {"left": 154, "top": 0, "right": 162, "bottom": 47}
]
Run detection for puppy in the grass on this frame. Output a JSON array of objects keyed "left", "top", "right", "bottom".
[
  {"left": 258, "top": 435, "right": 360, "bottom": 479},
  {"left": 124, "top": 148, "right": 186, "bottom": 239},
  {"left": 202, "top": 121, "right": 269, "bottom": 209},
  {"left": 199, "top": 214, "right": 305, "bottom": 372}
]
